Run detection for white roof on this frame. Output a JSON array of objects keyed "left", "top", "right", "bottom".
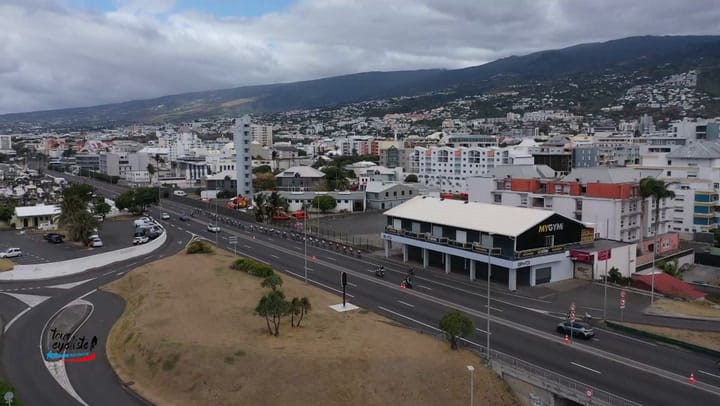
[
  {"left": 277, "top": 166, "right": 325, "bottom": 178},
  {"left": 384, "top": 196, "right": 554, "bottom": 237},
  {"left": 366, "top": 181, "right": 400, "bottom": 193},
  {"left": 15, "top": 204, "right": 61, "bottom": 218}
]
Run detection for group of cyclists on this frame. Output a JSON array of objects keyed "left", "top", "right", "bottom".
[{"left": 375, "top": 266, "right": 415, "bottom": 288}]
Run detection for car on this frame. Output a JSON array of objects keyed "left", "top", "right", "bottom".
[
  {"left": 179, "top": 215, "right": 189, "bottom": 221},
  {"left": 161, "top": 213, "right": 170, "bottom": 220},
  {"left": 207, "top": 224, "right": 221, "bottom": 233},
  {"left": 43, "top": 233, "right": 65, "bottom": 243},
  {"left": 133, "top": 236, "right": 149, "bottom": 245},
  {"left": 0, "top": 248, "right": 22, "bottom": 258},
  {"left": 556, "top": 321, "right": 595, "bottom": 339},
  {"left": 89, "top": 238, "right": 103, "bottom": 248}
]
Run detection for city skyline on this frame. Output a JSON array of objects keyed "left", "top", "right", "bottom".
[{"left": 1, "top": 0, "right": 719, "bottom": 114}]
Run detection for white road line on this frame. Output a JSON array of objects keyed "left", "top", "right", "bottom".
[
  {"left": 3, "top": 307, "right": 32, "bottom": 333},
  {"left": 378, "top": 306, "right": 440, "bottom": 332},
  {"left": 77, "top": 289, "right": 97, "bottom": 300},
  {"left": 698, "top": 370, "right": 720, "bottom": 379},
  {"left": 271, "top": 254, "right": 279, "bottom": 259},
  {"left": 571, "top": 362, "right": 601, "bottom": 375},
  {"left": 283, "top": 268, "right": 354, "bottom": 298},
  {"left": 244, "top": 245, "right": 252, "bottom": 249},
  {"left": 294, "top": 246, "right": 302, "bottom": 250},
  {"left": 347, "top": 282, "right": 357, "bottom": 287},
  {"left": 475, "top": 327, "right": 489, "bottom": 334},
  {"left": 595, "top": 327, "right": 657, "bottom": 347},
  {"left": 484, "top": 305, "right": 504, "bottom": 312},
  {"left": 418, "top": 285, "right": 432, "bottom": 290},
  {"left": 327, "top": 257, "right": 337, "bottom": 261},
  {"left": 116, "top": 272, "right": 124, "bottom": 276},
  {"left": 397, "top": 300, "right": 415, "bottom": 308}
]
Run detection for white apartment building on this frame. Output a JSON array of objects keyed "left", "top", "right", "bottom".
[
  {"left": 99, "top": 152, "right": 149, "bottom": 179},
  {"left": 0, "top": 135, "right": 13, "bottom": 153},
  {"left": 250, "top": 125, "right": 273, "bottom": 147},
  {"left": 126, "top": 170, "right": 150, "bottom": 185},
  {"left": 468, "top": 166, "right": 667, "bottom": 243},
  {"left": 233, "top": 116, "right": 253, "bottom": 200},
  {"left": 410, "top": 146, "right": 505, "bottom": 194},
  {"left": 337, "top": 136, "right": 373, "bottom": 156},
  {"left": 169, "top": 132, "right": 204, "bottom": 161}
]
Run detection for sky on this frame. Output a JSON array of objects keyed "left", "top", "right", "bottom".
[{"left": 1, "top": 0, "right": 719, "bottom": 115}]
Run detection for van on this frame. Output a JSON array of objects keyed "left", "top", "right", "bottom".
[{"left": 173, "top": 190, "right": 187, "bottom": 197}]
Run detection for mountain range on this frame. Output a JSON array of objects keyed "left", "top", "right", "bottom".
[{"left": 2, "top": 35, "right": 720, "bottom": 128}]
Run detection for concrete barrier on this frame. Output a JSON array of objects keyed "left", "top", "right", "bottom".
[{"left": 0, "top": 231, "right": 167, "bottom": 281}]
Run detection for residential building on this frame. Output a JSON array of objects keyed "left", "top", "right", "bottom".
[
  {"left": 572, "top": 145, "right": 600, "bottom": 168},
  {"left": 12, "top": 204, "right": 61, "bottom": 229},
  {"left": 205, "top": 170, "right": 237, "bottom": 192},
  {"left": 438, "top": 133, "right": 498, "bottom": 148},
  {"left": 272, "top": 191, "right": 366, "bottom": 213},
  {"left": 365, "top": 182, "right": 420, "bottom": 210},
  {"left": 0, "top": 135, "right": 13, "bottom": 154},
  {"left": 355, "top": 165, "right": 403, "bottom": 189},
  {"left": 276, "top": 166, "right": 325, "bottom": 191},
  {"left": 528, "top": 136, "right": 573, "bottom": 174},
  {"left": 409, "top": 146, "right": 506, "bottom": 194},
  {"left": 468, "top": 166, "right": 666, "bottom": 242},
  {"left": 234, "top": 116, "right": 254, "bottom": 200},
  {"left": 126, "top": 170, "right": 150, "bottom": 185},
  {"left": 251, "top": 124, "right": 273, "bottom": 147},
  {"left": 75, "top": 153, "right": 100, "bottom": 172}
]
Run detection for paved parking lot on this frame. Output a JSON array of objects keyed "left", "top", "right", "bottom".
[{"left": 0, "top": 218, "right": 136, "bottom": 264}]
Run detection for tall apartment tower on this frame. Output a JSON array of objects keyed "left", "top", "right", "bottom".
[
  {"left": 250, "top": 124, "right": 273, "bottom": 147},
  {"left": 233, "top": 115, "right": 254, "bottom": 201}
]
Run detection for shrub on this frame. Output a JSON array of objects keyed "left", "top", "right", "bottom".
[
  {"left": 231, "top": 258, "right": 274, "bottom": 277},
  {"left": 186, "top": 240, "right": 213, "bottom": 254}
]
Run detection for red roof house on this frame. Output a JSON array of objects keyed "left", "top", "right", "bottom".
[{"left": 632, "top": 272, "right": 706, "bottom": 300}]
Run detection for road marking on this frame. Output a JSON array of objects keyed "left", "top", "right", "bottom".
[
  {"left": 571, "top": 362, "right": 601, "bottom": 375},
  {"left": 77, "top": 289, "right": 97, "bottom": 300},
  {"left": 3, "top": 307, "right": 32, "bottom": 333},
  {"left": 271, "top": 254, "right": 279, "bottom": 259},
  {"left": 595, "top": 327, "right": 657, "bottom": 346},
  {"left": 347, "top": 282, "right": 357, "bottom": 287},
  {"left": 397, "top": 300, "right": 415, "bottom": 308},
  {"left": 294, "top": 246, "right": 302, "bottom": 250},
  {"left": 282, "top": 268, "right": 354, "bottom": 298},
  {"left": 484, "top": 305, "right": 504, "bottom": 312},
  {"left": 44, "top": 278, "right": 94, "bottom": 290},
  {"left": 475, "top": 327, "right": 490, "bottom": 334},
  {"left": 418, "top": 285, "right": 432, "bottom": 290},
  {"left": 1, "top": 292, "right": 51, "bottom": 307},
  {"left": 244, "top": 245, "right": 252, "bottom": 249},
  {"left": 698, "top": 370, "right": 720, "bottom": 379},
  {"left": 116, "top": 272, "right": 124, "bottom": 276},
  {"left": 327, "top": 257, "right": 337, "bottom": 261}
]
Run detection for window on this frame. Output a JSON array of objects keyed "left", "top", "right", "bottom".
[
  {"left": 385, "top": 192, "right": 389, "bottom": 197},
  {"left": 544, "top": 235, "right": 554, "bottom": 247},
  {"left": 494, "top": 194, "right": 502, "bottom": 203},
  {"left": 667, "top": 171, "right": 671, "bottom": 176}
]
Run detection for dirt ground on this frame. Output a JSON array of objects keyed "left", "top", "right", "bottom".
[
  {"left": 618, "top": 321, "right": 720, "bottom": 351},
  {"left": 0, "top": 259, "right": 13, "bottom": 272},
  {"left": 654, "top": 298, "right": 720, "bottom": 318},
  {"left": 105, "top": 249, "right": 518, "bottom": 406}
]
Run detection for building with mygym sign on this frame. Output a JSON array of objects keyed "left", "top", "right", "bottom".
[{"left": 381, "top": 196, "right": 596, "bottom": 290}]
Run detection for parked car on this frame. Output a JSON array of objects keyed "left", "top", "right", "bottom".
[
  {"left": 89, "top": 237, "right": 103, "bottom": 248},
  {"left": 133, "top": 236, "right": 150, "bottom": 245},
  {"left": 43, "top": 233, "right": 65, "bottom": 243},
  {"left": 173, "top": 190, "right": 187, "bottom": 197},
  {"left": 0, "top": 248, "right": 22, "bottom": 258},
  {"left": 207, "top": 224, "right": 221, "bottom": 233},
  {"left": 161, "top": 213, "right": 170, "bottom": 220},
  {"left": 556, "top": 321, "right": 595, "bottom": 339}
]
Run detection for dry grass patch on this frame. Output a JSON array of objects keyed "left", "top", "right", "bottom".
[
  {"left": 0, "top": 258, "right": 14, "bottom": 272},
  {"left": 654, "top": 298, "right": 720, "bottom": 318},
  {"left": 618, "top": 321, "right": 720, "bottom": 351},
  {"left": 105, "top": 250, "right": 518, "bottom": 406}
]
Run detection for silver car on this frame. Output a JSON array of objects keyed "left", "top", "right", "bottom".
[{"left": 557, "top": 321, "right": 595, "bottom": 339}]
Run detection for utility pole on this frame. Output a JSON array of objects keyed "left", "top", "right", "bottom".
[
  {"left": 304, "top": 202, "right": 308, "bottom": 284},
  {"left": 603, "top": 218, "right": 609, "bottom": 321},
  {"left": 486, "top": 234, "right": 492, "bottom": 360}
]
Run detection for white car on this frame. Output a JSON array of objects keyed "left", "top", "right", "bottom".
[
  {"left": 161, "top": 213, "right": 170, "bottom": 220},
  {"left": 207, "top": 224, "right": 221, "bottom": 233},
  {"left": 89, "top": 238, "right": 103, "bottom": 248},
  {"left": 0, "top": 248, "right": 22, "bottom": 258},
  {"left": 133, "top": 235, "right": 150, "bottom": 245}
]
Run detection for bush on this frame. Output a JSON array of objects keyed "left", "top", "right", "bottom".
[
  {"left": 231, "top": 258, "right": 274, "bottom": 277},
  {"left": 186, "top": 240, "right": 213, "bottom": 254}
]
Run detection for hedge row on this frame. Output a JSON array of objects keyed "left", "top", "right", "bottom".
[{"left": 231, "top": 258, "right": 274, "bottom": 278}]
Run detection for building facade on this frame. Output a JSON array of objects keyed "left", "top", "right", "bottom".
[
  {"left": 250, "top": 124, "right": 273, "bottom": 147},
  {"left": 234, "top": 115, "right": 254, "bottom": 200},
  {"left": 410, "top": 146, "right": 506, "bottom": 194}
]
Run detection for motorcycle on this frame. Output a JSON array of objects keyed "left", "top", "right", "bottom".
[
  {"left": 375, "top": 268, "right": 385, "bottom": 278},
  {"left": 401, "top": 277, "right": 413, "bottom": 289}
]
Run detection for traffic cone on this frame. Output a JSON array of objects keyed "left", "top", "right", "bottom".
[
  {"left": 689, "top": 373, "right": 695, "bottom": 383},
  {"left": 564, "top": 334, "right": 570, "bottom": 344}
]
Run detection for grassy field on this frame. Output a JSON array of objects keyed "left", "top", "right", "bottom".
[
  {"left": 618, "top": 321, "right": 720, "bottom": 352},
  {"left": 0, "top": 258, "right": 14, "bottom": 272},
  {"left": 105, "top": 249, "right": 519, "bottom": 406},
  {"left": 654, "top": 298, "right": 720, "bottom": 319}
]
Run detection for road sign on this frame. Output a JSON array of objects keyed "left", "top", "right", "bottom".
[
  {"left": 4, "top": 392, "right": 13, "bottom": 405},
  {"left": 620, "top": 289, "right": 627, "bottom": 309},
  {"left": 570, "top": 311, "right": 576, "bottom": 322},
  {"left": 597, "top": 249, "right": 611, "bottom": 261},
  {"left": 586, "top": 389, "right": 593, "bottom": 397},
  {"left": 621, "top": 290, "right": 626, "bottom": 299}
]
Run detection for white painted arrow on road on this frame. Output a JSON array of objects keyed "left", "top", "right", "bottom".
[
  {"left": 44, "top": 278, "right": 94, "bottom": 290},
  {"left": 2, "top": 292, "right": 51, "bottom": 307}
]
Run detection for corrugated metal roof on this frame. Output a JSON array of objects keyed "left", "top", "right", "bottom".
[
  {"left": 563, "top": 168, "right": 662, "bottom": 184},
  {"left": 276, "top": 166, "right": 325, "bottom": 178},
  {"left": 15, "top": 204, "right": 61, "bottom": 218},
  {"left": 666, "top": 141, "right": 720, "bottom": 159},
  {"left": 383, "top": 196, "right": 554, "bottom": 237}
]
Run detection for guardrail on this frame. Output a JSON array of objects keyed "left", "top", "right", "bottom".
[{"left": 378, "top": 307, "right": 641, "bottom": 406}]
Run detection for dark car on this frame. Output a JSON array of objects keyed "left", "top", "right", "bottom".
[
  {"left": 179, "top": 215, "right": 189, "bottom": 221},
  {"left": 43, "top": 233, "right": 65, "bottom": 244},
  {"left": 556, "top": 321, "right": 595, "bottom": 339}
]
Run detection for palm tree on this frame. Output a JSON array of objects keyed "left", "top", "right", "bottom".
[
  {"left": 639, "top": 177, "right": 676, "bottom": 304},
  {"left": 253, "top": 193, "right": 266, "bottom": 223},
  {"left": 267, "top": 191, "right": 286, "bottom": 218},
  {"left": 295, "top": 297, "right": 311, "bottom": 327}
]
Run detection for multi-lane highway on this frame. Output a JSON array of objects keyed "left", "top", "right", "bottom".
[{"left": 8, "top": 171, "right": 718, "bottom": 405}]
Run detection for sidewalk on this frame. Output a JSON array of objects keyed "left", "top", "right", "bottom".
[{"left": 0, "top": 231, "right": 167, "bottom": 281}]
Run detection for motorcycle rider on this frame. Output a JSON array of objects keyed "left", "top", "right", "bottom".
[{"left": 375, "top": 266, "right": 385, "bottom": 277}]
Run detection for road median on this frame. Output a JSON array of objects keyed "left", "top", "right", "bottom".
[{"left": 605, "top": 320, "right": 720, "bottom": 357}]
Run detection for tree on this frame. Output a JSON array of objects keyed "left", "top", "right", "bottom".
[
  {"left": 217, "top": 190, "right": 234, "bottom": 199},
  {"left": 639, "top": 178, "right": 676, "bottom": 254},
  {"left": 439, "top": 311, "right": 475, "bottom": 350},
  {"left": 253, "top": 193, "right": 267, "bottom": 223},
  {"left": 312, "top": 195, "right": 337, "bottom": 213},
  {"left": 254, "top": 172, "right": 276, "bottom": 191},
  {"left": 0, "top": 203, "right": 15, "bottom": 222},
  {"left": 135, "top": 187, "right": 159, "bottom": 209},
  {"left": 322, "top": 166, "right": 350, "bottom": 191},
  {"left": 115, "top": 190, "right": 137, "bottom": 213},
  {"left": 66, "top": 211, "right": 99, "bottom": 245},
  {"left": 289, "top": 297, "right": 302, "bottom": 328},
  {"left": 147, "top": 163, "right": 156, "bottom": 183},
  {"left": 404, "top": 174, "right": 419, "bottom": 183},
  {"left": 261, "top": 274, "right": 283, "bottom": 292},
  {"left": 94, "top": 202, "right": 111, "bottom": 217},
  {"left": 659, "top": 259, "right": 682, "bottom": 279},
  {"left": 267, "top": 191, "right": 286, "bottom": 217},
  {"left": 253, "top": 165, "right": 272, "bottom": 174},
  {"left": 714, "top": 229, "right": 720, "bottom": 248},
  {"left": 296, "top": 297, "right": 311, "bottom": 327},
  {"left": 255, "top": 290, "right": 290, "bottom": 336}
]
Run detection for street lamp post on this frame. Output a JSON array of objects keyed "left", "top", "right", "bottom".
[
  {"left": 486, "top": 234, "right": 493, "bottom": 360},
  {"left": 603, "top": 218, "right": 609, "bottom": 321},
  {"left": 215, "top": 197, "right": 218, "bottom": 247},
  {"left": 304, "top": 202, "right": 308, "bottom": 284},
  {"left": 466, "top": 365, "right": 475, "bottom": 406}
]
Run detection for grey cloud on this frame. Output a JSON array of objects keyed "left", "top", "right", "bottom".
[{"left": 0, "top": 0, "right": 719, "bottom": 114}]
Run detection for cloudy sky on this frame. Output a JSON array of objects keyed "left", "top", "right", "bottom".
[{"left": 1, "top": 0, "right": 719, "bottom": 114}]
